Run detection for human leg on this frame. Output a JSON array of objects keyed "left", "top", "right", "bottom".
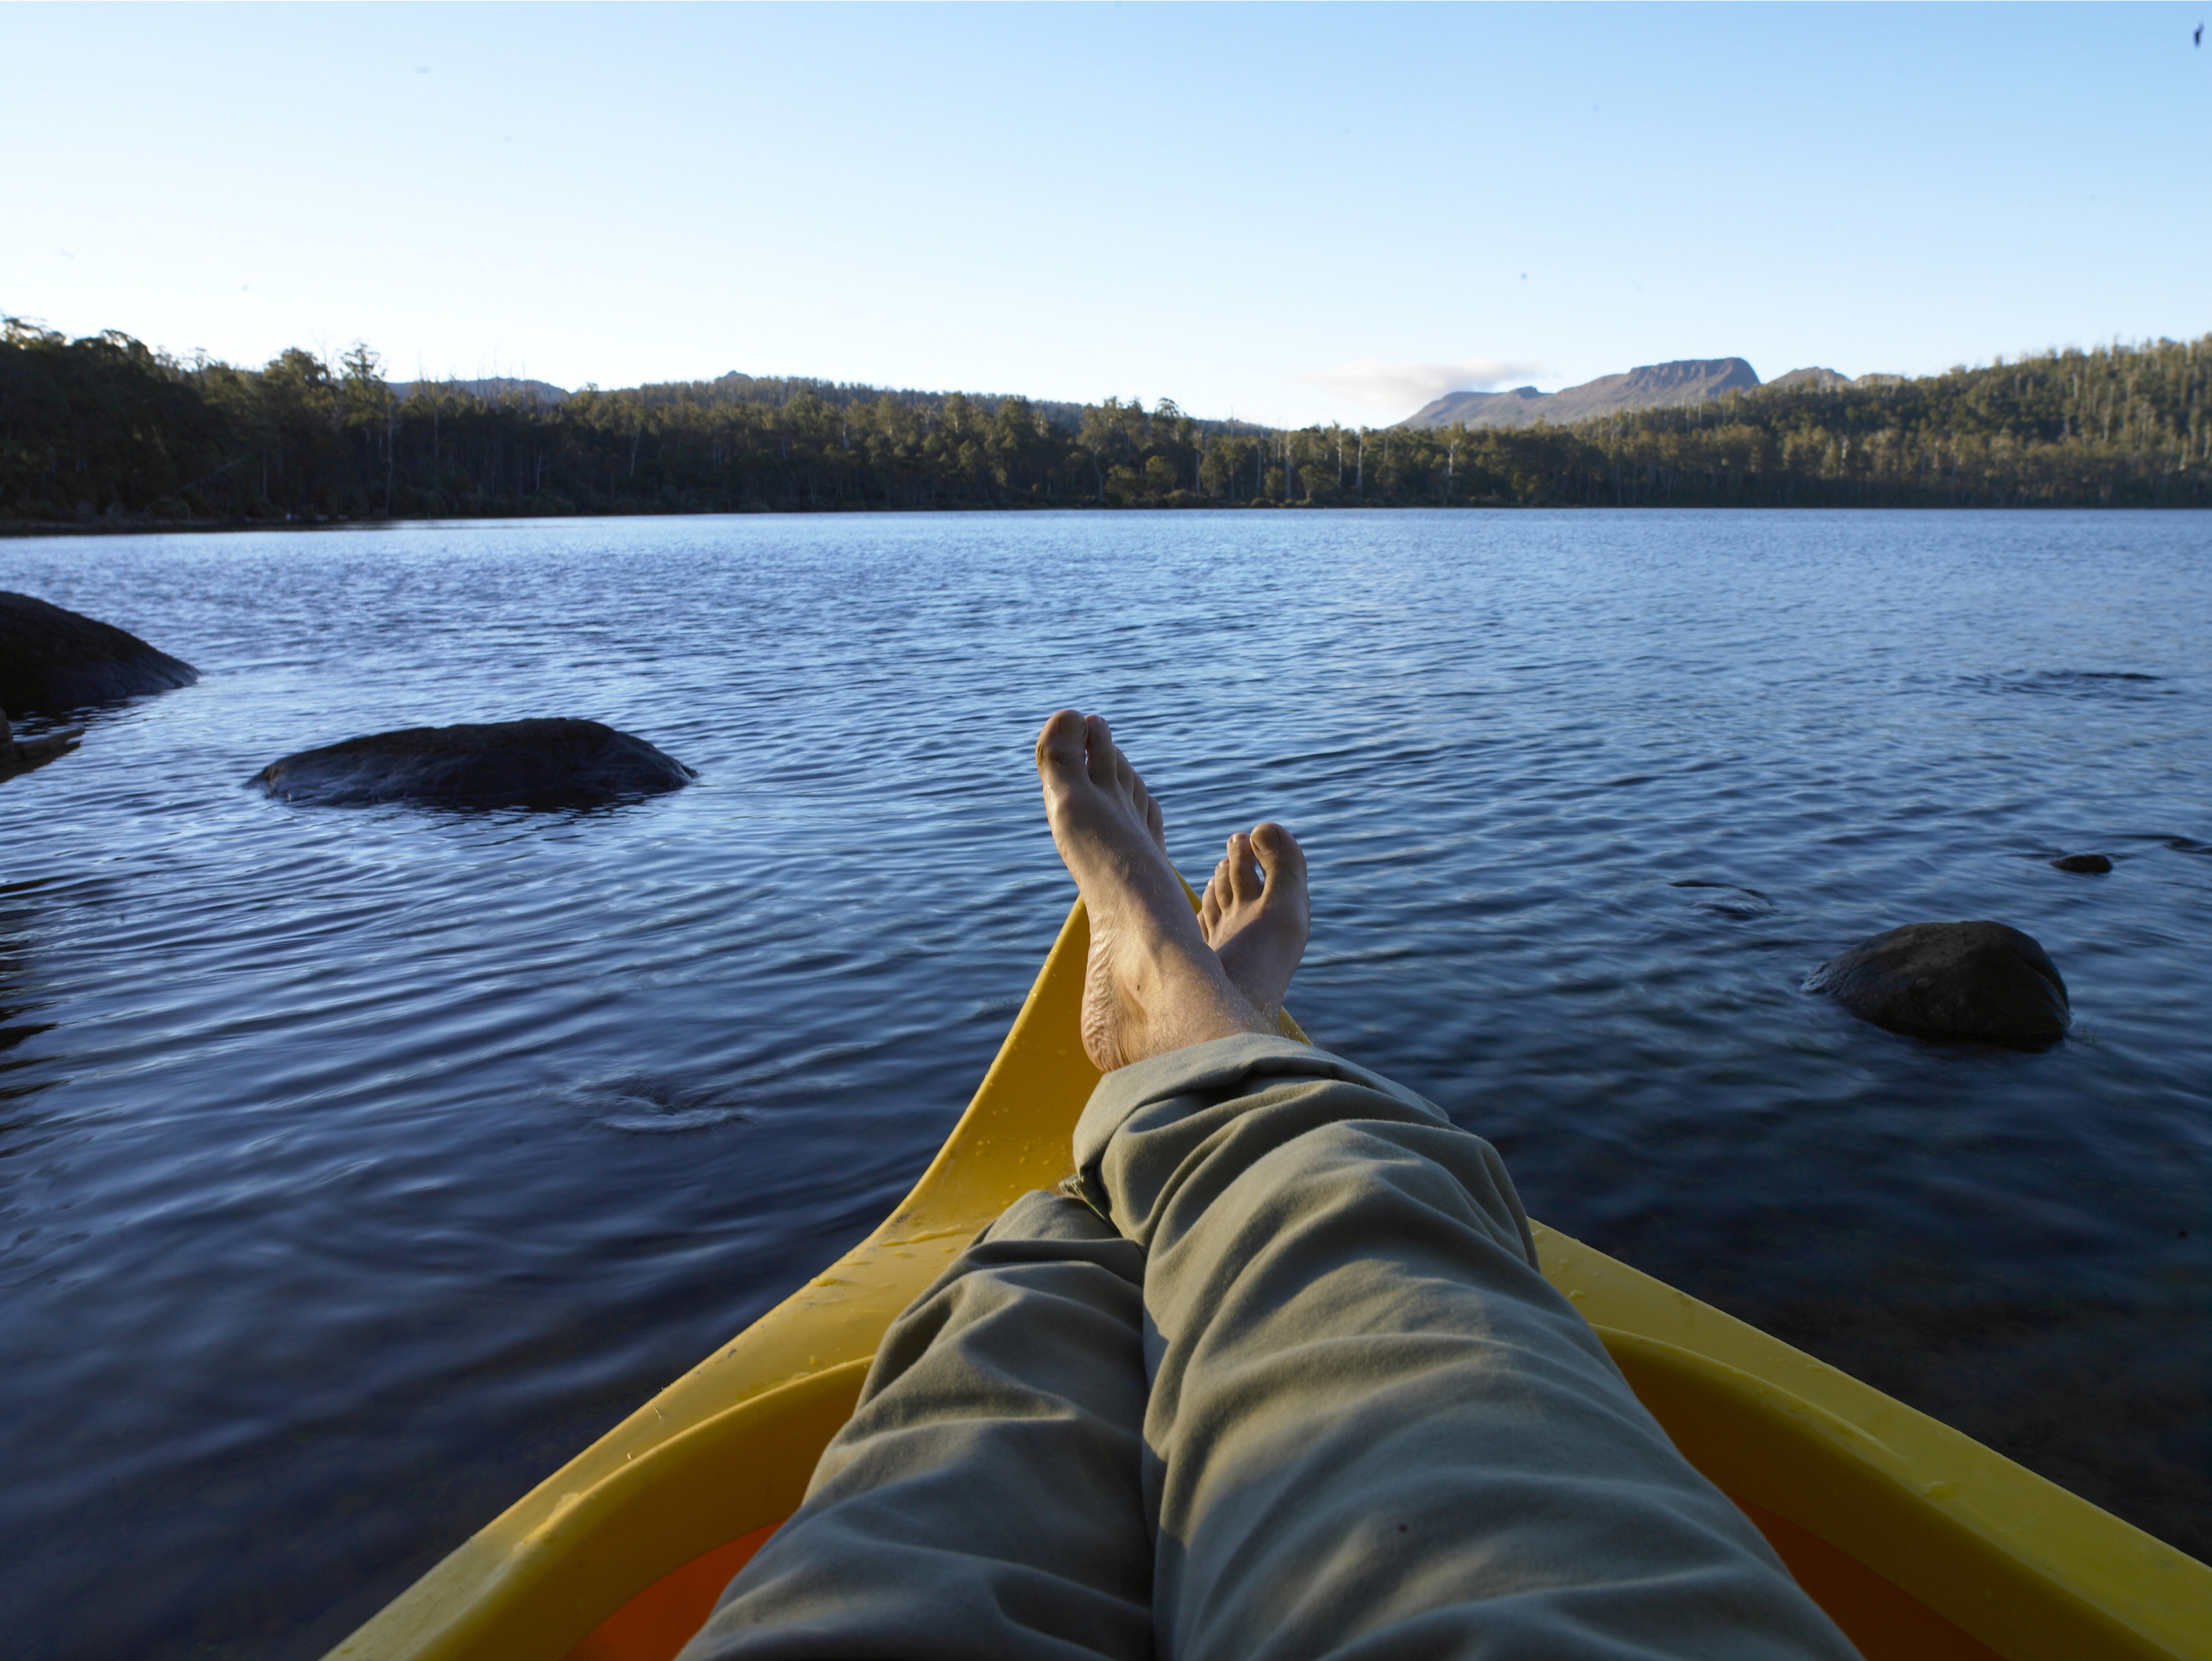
[
  {"left": 682, "top": 709, "right": 1275, "bottom": 1661},
  {"left": 1077, "top": 1037, "right": 1857, "bottom": 1661},
  {"left": 678, "top": 1190, "right": 1154, "bottom": 1661},
  {"left": 1036, "top": 710, "right": 1854, "bottom": 1660}
]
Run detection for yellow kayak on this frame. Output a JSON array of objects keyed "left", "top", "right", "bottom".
[{"left": 330, "top": 900, "right": 2211, "bottom": 1661}]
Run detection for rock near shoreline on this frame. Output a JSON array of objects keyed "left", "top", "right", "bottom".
[
  {"left": 1808, "top": 920, "right": 2070, "bottom": 1046},
  {"left": 1, "top": 590, "right": 200, "bottom": 716},
  {"left": 253, "top": 718, "right": 696, "bottom": 808}
]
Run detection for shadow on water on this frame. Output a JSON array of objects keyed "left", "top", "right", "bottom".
[
  {"left": 1755, "top": 1292, "right": 2209, "bottom": 1549},
  {"left": 1665, "top": 878, "right": 1776, "bottom": 919},
  {"left": 0, "top": 903, "right": 56, "bottom": 1111},
  {"left": 1958, "top": 667, "right": 2176, "bottom": 698},
  {"left": 245, "top": 786, "right": 696, "bottom": 820},
  {"left": 554, "top": 1072, "right": 755, "bottom": 1134}
]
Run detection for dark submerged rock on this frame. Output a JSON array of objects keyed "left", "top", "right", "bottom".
[
  {"left": 0, "top": 710, "right": 82, "bottom": 784},
  {"left": 0, "top": 590, "right": 200, "bottom": 717},
  {"left": 1807, "top": 921, "right": 2070, "bottom": 1046},
  {"left": 1668, "top": 879, "right": 1774, "bottom": 918},
  {"left": 2050, "top": 853, "right": 2113, "bottom": 875},
  {"left": 254, "top": 719, "right": 695, "bottom": 809}
]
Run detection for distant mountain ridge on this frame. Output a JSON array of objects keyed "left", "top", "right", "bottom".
[
  {"left": 1760, "top": 366, "right": 1853, "bottom": 393},
  {"left": 1402, "top": 359, "right": 1756, "bottom": 428},
  {"left": 390, "top": 361, "right": 1896, "bottom": 432},
  {"left": 382, "top": 371, "right": 1123, "bottom": 434},
  {"left": 1400, "top": 357, "right": 1893, "bottom": 429},
  {"left": 390, "top": 377, "right": 570, "bottom": 407}
]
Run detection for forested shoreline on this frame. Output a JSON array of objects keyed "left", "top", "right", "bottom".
[{"left": 4, "top": 318, "right": 2209, "bottom": 527}]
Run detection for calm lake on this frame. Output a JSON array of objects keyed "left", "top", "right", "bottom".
[{"left": 3, "top": 510, "right": 2207, "bottom": 1658}]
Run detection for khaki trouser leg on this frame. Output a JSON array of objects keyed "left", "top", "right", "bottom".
[
  {"left": 681, "top": 1188, "right": 1154, "bottom": 1661},
  {"left": 691, "top": 1034, "right": 1858, "bottom": 1661},
  {"left": 1076, "top": 1033, "right": 1855, "bottom": 1661}
]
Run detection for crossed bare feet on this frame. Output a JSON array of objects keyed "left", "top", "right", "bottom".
[{"left": 1034, "top": 710, "right": 1309, "bottom": 1070}]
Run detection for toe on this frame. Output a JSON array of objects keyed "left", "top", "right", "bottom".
[
  {"left": 1126, "top": 769, "right": 1167, "bottom": 845},
  {"left": 1227, "top": 832, "right": 1262, "bottom": 903},
  {"left": 1252, "top": 822, "right": 1306, "bottom": 887},
  {"left": 1037, "top": 710, "right": 1089, "bottom": 783},
  {"left": 1201, "top": 861, "right": 1227, "bottom": 936},
  {"left": 1083, "top": 715, "right": 1118, "bottom": 786}
]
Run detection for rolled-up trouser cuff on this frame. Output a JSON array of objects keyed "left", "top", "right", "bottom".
[
  {"left": 1075, "top": 1033, "right": 1448, "bottom": 1155},
  {"left": 1071, "top": 1032, "right": 1535, "bottom": 1266}
]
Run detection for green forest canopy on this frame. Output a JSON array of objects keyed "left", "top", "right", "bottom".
[{"left": 4, "top": 318, "right": 2208, "bottom": 522}]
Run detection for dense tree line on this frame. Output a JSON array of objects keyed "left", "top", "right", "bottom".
[
  {"left": 4, "top": 317, "right": 2208, "bottom": 525},
  {"left": 1543, "top": 338, "right": 2212, "bottom": 507}
]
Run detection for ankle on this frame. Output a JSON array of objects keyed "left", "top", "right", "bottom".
[{"left": 1158, "top": 961, "right": 1271, "bottom": 1044}]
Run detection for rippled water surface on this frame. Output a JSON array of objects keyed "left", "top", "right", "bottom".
[{"left": 3, "top": 512, "right": 2207, "bottom": 1657}]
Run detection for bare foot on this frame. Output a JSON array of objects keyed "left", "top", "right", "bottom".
[
  {"left": 1035, "top": 710, "right": 1271, "bottom": 1070},
  {"left": 1199, "top": 822, "right": 1310, "bottom": 1027}
]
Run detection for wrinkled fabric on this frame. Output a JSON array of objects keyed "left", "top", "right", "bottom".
[
  {"left": 684, "top": 1035, "right": 1857, "bottom": 1661},
  {"left": 679, "top": 1188, "right": 1154, "bottom": 1661}
]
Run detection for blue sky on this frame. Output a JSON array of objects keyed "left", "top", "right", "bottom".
[{"left": 4, "top": 2, "right": 2207, "bottom": 426}]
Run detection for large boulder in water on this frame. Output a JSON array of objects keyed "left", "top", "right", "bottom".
[
  {"left": 254, "top": 719, "right": 695, "bottom": 808},
  {"left": 1807, "top": 921, "right": 2070, "bottom": 1046},
  {"left": 0, "top": 590, "right": 199, "bottom": 716}
]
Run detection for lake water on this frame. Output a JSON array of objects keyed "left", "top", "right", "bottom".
[{"left": 2, "top": 510, "right": 2207, "bottom": 1659}]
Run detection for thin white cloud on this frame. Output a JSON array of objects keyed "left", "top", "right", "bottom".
[{"left": 1297, "top": 357, "right": 1543, "bottom": 415}]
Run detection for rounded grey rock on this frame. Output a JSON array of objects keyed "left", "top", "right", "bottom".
[
  {"left": 254, "top": 719, "right": 695, "bottom": 809},
  {"left": 1807, "top": 920, "right": 2070, "bottom": 1046},
  {"left": 1, "top": 590, "right": 200, "bottom": 717}
]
